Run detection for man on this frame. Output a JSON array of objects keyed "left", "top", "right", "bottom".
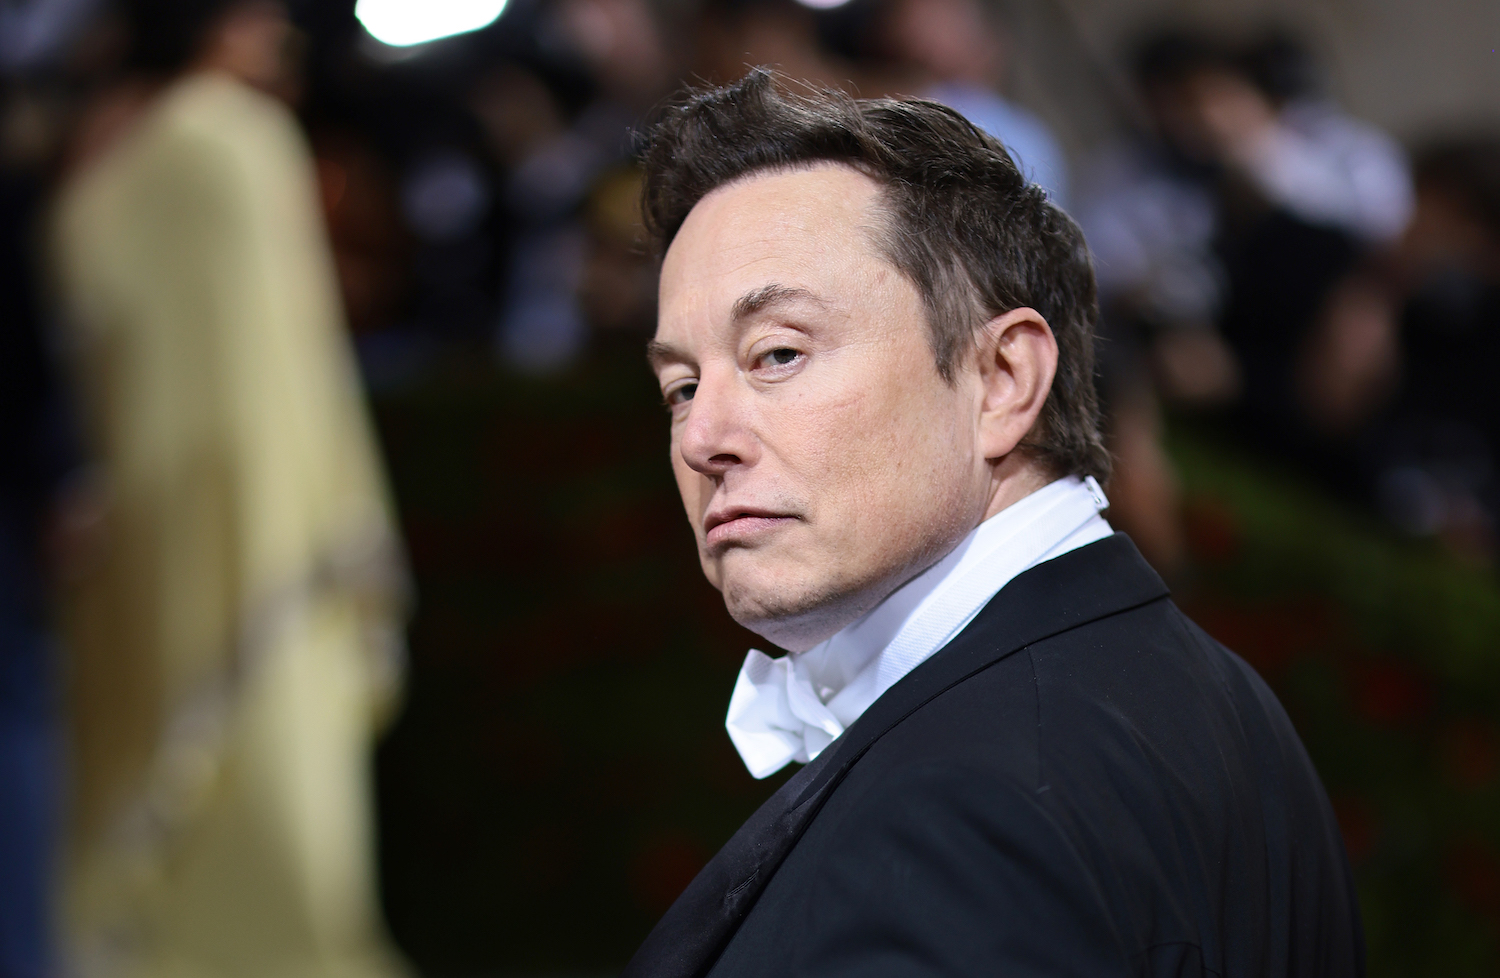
[
  {"left": 49, "top": 1, "right": 407, "bottom": 975},
  {"left": 628, "top": 70, "right": 1362, "bottom": 977}
]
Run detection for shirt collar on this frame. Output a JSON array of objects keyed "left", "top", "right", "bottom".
[{"left": 725, "top": 475, "right": 1112, "bottom": 778}]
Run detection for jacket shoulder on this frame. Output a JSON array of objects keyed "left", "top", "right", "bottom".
[
  {"left": 717, "top": 595, "right": 1362, "bottom": 977},
  {"left": 714, "top": 757, "right": 1137, "bottom": 976}
]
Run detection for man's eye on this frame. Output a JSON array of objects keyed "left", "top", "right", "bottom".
[
  {"left": 760, "top": 348, "right": 801, "bottom": 368},
  {"left": 665, "top": 382, "right": 697, "bottom": 406}
]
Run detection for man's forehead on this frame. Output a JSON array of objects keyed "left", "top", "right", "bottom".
[
  {"left": 667, "top": 166, "right": 885, "bottom": 263},
  {"left": 658, "top": 166, "right": 889, "bottom": 314}
]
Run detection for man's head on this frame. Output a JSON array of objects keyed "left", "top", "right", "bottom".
[
  {"left": 878, "top": 0, "right": 1007, "bottom": 90},
  {"left": 123, "top": 0, "right": 292, "bottom": 90},
  {"left": 643, "top": 70, "right": 1106, "bottom": 651}
]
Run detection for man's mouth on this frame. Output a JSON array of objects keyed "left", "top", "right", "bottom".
[{"left": 703, "top": 507, "right": 797, "bottom": 548}]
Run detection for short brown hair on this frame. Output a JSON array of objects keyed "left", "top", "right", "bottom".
[{"left": 640, "top": 69, "right": 1110, "bottom": 482}]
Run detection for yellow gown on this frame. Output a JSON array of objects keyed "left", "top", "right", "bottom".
[{"left": 50, "top": 72, "right": 409, "bottom": 978}]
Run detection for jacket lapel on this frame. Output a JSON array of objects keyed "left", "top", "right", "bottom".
[{"left": 622, "top": 534, "right": 1170, "bottom": 978}]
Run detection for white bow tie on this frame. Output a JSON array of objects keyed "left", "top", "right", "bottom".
[
  {"left": 725, "top": 648, "right": 848, "bottom": 780},
  {"left": 723, "top": 476, "right": 1111, "bottom": 780}
]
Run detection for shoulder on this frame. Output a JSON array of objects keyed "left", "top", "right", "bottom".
[
  {"left": 720, "top": 538, "right": 1360, "bottom": 975},
  {"left": 135, "top": 75, "right": 307, "bottom": 197},
  {"left": 789, "top": 598, "right": 1354, "bottom": 970},
  {"left": 727, "top": 758, "right": 1136, "bottom": 977},
  {"left": 159, "top": 73, "right": 299, "bottom": 145},
  {"left": 1020, "top": 597, "right": 1324, "bottom": 820}
]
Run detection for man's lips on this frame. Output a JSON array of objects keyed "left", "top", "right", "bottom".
[{"left": 703, "top": 508, "right": 797, "bottom": 547}]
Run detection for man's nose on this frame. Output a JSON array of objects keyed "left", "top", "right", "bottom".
[{"left": 677, "top": 374, "right": 756, "bottom": 477}]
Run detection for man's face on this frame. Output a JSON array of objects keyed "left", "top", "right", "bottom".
[
  {"left": 652, "top": 165, "right": 994, "bottom": 652},
  {"left": 204, "top": 1, "right": 296, "bottom": 95}
]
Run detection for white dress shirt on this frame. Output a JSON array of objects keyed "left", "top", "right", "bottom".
[{"left": 725, "top": 475, "right": 1112, "bottom": 779}]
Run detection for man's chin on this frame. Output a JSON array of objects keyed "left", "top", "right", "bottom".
[{"left": 719, "top": 571, "right": 877, "bottom": 655}]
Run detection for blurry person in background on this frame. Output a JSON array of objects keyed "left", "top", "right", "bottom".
[
  {"left": 553, "top": 0, "right": 681, "bottom": 345},
  {"left": 484, "top": 0, "right": 677, "bottom": 371},
  {"left": 1228, "top": 30, "right": 1412, "bottom": 247},
  {"left": 1076, "top": 27, "right": 1412, "bottom": 570},
  {"left": 1083, "top": 27, "right": 1412, "bottom": 417},
  {"left": 1305, "top": 138, "right": 1500, "bottom": 562},
  {"left": 47, "top": 0, "right": 409, "bottom": 974},
  {"left": 868, "top": 0, "right": 1068, "bottom": 206},
  {"left": 555, "top": 0, "right": 676, "bottom": 116},
  {"left": 1, "top": 70, "right": 81, "bottom": 978},
  {"left": 1072, "top": 32, "right": 1232, "bottom": 575},
  {"left": 1375, "top": 140, "right": 1500, "bottom": 559},
  {"left": 1194, "top": 30, "right": 1411, "bottom": 486},
  {"left": 1077, "top": 32, "right": 1234, "bottom": 411}
]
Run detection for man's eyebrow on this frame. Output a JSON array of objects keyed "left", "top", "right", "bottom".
[
  {"left": 648, "top": 285, "right": 827, "bottom": 368},
  {"left": 645, "top": 338, "right": 686, "bottom": 369},
  {"left": 731, "top": 283, "right": 825, "bottom": 321}
]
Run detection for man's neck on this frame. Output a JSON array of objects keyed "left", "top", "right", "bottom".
[
  {"left": 724, "top": 474, "right": 1113, "bottom": 778},
  {"left": 980, "top": 453, "right": 1055, "bottom": 522},
  {"left": 749, "top": 457, "right": 1056, "bottom": 654}
]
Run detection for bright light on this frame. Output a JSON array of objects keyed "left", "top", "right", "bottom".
[
  {"left": 793, "top": 0, "right": 854, "bottom": 8},
  {"left": 355, "top": 0, "right": 509, "bottom": 47}
]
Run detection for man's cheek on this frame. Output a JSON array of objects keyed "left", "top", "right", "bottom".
[
  {"left": 671, "top": 459, "right": 701, "bottom": 522},
  {"left": 700, "top": 552, "right": 725, "bottom": 591}
]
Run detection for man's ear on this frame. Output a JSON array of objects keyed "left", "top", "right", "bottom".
[{"left": 974, "top": 306, "right": 1058, "bottom": 462}]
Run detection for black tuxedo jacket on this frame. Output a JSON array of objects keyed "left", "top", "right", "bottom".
[{"left": 625, "top": 535, "right": 1363, "bottom": 977}]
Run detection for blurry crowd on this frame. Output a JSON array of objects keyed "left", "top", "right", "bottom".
[
  {"left": 1080, "top": 28, "right": 1500, "bottom": 574},
  {"left": 2, "top": 0, "right": 1499, "bottom": 973}
]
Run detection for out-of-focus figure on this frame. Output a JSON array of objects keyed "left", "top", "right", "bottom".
[
  {"left": 1304, "top": 138, "right": 1500, "bottom": 562},
  {"left": 1076, "top": 28, "right": 1414, "bottom": 572},
  {"left": 1191, "top": 32, "right": 1411, "bottom": 480},
  {"left": 48, "top": 0, "right": 409, "bottom": 974},
  {"left": 482, "top": 0, "right": 677, "bottom": 371},
  {"left": 1189, "top": 30, "right": 1412, "bottom": 248},
  {"left": 870, "top": 0, "right": 1068, "bottom": 205},
  {"left": 1374, "top": 139, "right": 1500, "bottom": 559},
  {"left": 1073, "top": 32, "right": 1232, "bottom": 575},
  {"left": 1081, "top": 29, "right": 1412, "bottom": 413},
  {"left": 1, "top": 76, "right": 77, "bottom": 978}
]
